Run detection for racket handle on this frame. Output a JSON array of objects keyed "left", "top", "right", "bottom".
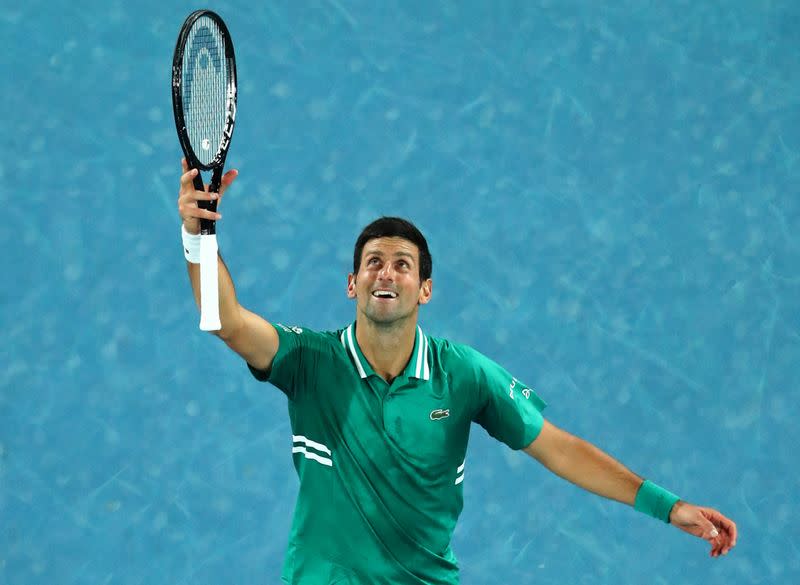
[
  {"left": 199, "top": 234, "right": 221, "bottom": 331},
  {"left": 192, "top": 171, "right": 205, "bottom": 192},
  {"left": 193, "top": 169, "right": 217, "bottom": 235}
]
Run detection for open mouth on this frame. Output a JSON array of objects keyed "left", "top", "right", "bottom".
[{"left": 372, "top": 290, "right": 398, "bottom": 299}]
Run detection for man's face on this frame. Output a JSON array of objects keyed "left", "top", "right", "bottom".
[{"left": 347, "top": 237, "right": 432, "bottom": 326}]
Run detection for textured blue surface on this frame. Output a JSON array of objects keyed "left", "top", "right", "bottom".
[{"left": 2, "top": 1, "right": 799, "bottom": 583}]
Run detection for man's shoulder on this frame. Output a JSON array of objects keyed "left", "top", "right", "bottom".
[
  {"left": 273, "top": 323, "right": 347, "bottom": 348},
  {"left": 427, "top": 335, "right": 487, "bottom": 368}
]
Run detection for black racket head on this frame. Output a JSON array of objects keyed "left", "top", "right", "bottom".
[{"left": 172, "top": 10, "right": 237, "bottom": 171}]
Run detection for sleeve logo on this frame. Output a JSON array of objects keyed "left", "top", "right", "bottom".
[
  {"left": 508, "top": 378, "right": 532, "bottom": 400},
  {"left": 277, "top": 324, "right": 303, "bottom": 334}
]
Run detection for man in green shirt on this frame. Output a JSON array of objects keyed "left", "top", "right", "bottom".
[{"left": 177, "top": 161, "right": 737, "bottom": 584}]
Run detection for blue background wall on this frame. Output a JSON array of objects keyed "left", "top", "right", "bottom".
[{"left": 2, "top": 1, "right": 798, "bottom": 583}]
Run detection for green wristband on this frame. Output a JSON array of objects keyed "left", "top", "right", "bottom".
[{"left": 634, "top": 480, "right": 680, "bottom": 523}]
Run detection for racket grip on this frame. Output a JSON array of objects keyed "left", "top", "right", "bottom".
[
  {"left": 192, "top": 171, "right": 205, "bottom": 192},
  {"left": 199, "top": 234, "right": 221, "bottom": 331},
  {"left": 193, "top": 171, "right": 218, "bottom": 236}
]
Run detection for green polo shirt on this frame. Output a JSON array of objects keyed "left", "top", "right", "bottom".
[{"left": 249, "top": 322, "right": 547, "bottom": 585}]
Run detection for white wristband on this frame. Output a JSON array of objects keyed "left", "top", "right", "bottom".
[{"left": 182, "top": 224, "right": 202, "bottom": 264}]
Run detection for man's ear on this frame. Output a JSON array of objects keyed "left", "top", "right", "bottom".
[
  {"left": 347, "top": 273, "right": 357, "bottom": 299},
  {"left": 418, "top": 279, "right": 433, "bottom": 305}
]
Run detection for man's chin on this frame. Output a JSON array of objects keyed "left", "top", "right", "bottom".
[
  {"left": 362, "top": 306, "right": 415, "bottom": 327},
  {"left": 366, "top": 313, "right": 402, "bottom": 326}
]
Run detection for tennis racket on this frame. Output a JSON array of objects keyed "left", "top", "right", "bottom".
[{"left": 171, "top": 10, "right": 238, "bottom": 331}]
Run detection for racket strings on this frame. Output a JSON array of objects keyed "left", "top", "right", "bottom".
[{"left": 182, "top": 16, "right": 229, "bottom": 166}]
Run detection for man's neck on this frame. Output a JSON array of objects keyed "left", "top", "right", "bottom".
[{"left": 355, "top": 315, "right": 418, "bottom": 383}]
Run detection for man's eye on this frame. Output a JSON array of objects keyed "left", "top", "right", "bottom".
[{"left": 368, "top": 258, "right": 380, "bottom": 265}]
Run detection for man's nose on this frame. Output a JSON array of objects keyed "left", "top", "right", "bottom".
[{"left": 377, "top": 263, "right": 394, "bottom": 280}]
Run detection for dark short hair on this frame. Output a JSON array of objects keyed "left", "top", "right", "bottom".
[{"left": 353, "top": 217, "right": 432, "bottom": 281}]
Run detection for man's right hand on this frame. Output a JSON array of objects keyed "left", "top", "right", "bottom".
[
  {"left": 176, "top": 158, "right": 279, "bottom": 370},
  {"left": 178, "top": 158, "right": 238, "bottom": 234}
]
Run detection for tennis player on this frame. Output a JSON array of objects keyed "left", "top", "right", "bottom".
[{"left": 177, "top": 160, "right": 737, "bottom": 584}]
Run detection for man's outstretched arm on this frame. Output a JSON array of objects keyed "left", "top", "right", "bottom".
[{"left": 524, "top": 420, "right": 737, "bottom": 557}]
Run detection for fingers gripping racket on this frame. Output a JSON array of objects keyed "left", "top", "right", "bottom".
[{"left": 171, "top": 10, "right": 237, "bottom": 331}]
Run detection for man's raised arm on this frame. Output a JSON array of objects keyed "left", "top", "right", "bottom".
[{"left": 177, "top": 159, "right": 279, "bottom": 372}]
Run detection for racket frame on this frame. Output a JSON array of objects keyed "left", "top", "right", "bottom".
[{"left": 171, "top": 9, "right": 238, "bottom": 237}]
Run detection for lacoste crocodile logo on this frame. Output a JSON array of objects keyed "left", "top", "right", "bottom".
[{"left": 430, "top": 409, "right": 450, "bottom": 421}]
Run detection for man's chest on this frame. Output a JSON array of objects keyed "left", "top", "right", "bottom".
[{"left": 293, "top": 368, "right": 472, "bottom": 471}]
